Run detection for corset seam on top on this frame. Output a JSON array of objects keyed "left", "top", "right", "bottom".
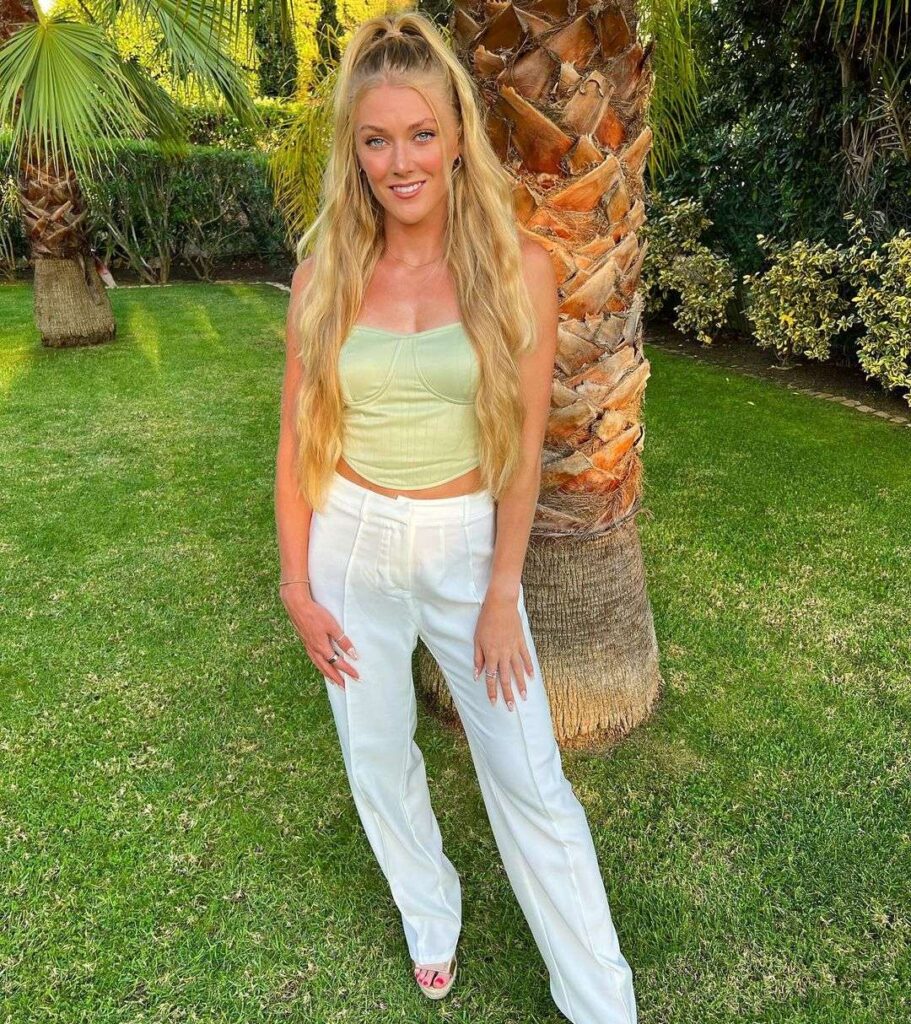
[
  {"left": 338, "top": 321, "right": 482, "bottom": 488},
  {"left": 410, "top": 339, "right": 476, "bottom": 406},
  {"left": 340, "top": 332, "right": 407, "bottom": 407},
  {"left": 340, "top": 322, "right": 479, "bottom": 407}
]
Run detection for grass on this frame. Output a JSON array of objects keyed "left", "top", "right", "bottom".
[{"left": 0, "top": 281, "right": 909, "bottom": 1023}]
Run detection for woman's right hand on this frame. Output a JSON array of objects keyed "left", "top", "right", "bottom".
[{"left": 281, "top": 584, "right": 360, "bottom": 689}]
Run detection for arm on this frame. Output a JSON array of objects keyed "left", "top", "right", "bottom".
[
  {"left": 472, "top": 240, "right": 558, "bottom": 708},
  {"left": 487, "top": 239, "right": 559, "bottom": 603},
  {"left": 274, "top": 258, "right": 360, "bottom": 688},
  {"left": 275, "top": 258, "right": 316, "bottom": 594}
]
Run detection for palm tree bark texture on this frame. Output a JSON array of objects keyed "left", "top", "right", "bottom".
[
  {"left": 417, "top": 0, "right": 663, "bottom": 747},
  {"left": 1, "top": 0, "right": 115, "bottom": 347}
]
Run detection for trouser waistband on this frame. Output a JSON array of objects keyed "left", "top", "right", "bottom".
[{"left": 323, "top": 470, "right": 495, "bottom": 526}]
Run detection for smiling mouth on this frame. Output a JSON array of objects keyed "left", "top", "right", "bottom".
[{"left": 389, "top": 181, "right": 426, "bottom": 195}]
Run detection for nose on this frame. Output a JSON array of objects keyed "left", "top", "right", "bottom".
[{"left": 392, "top": 143, "right": 414, "bottom": 174}]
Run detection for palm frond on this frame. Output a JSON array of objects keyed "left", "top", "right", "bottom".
[
  {"left": 0, "top": 13, "right": 149, "bottom": 179},
  {"left": 228, "top": 0, "right": 297, "bottom": 66},
  {"left": 640, "top": 0, "right": 704, "bottom": 178},
  {"left": 267, "top": 21, "right": 342, "bottom": 247},
  {"left": 124, "top": 0, "right": 260, "bottom": 126},
  {"left": 868, "top": 52, "right": 911, "bottom": 158},
  {"left": 796, "top": 0, "right": 911, "bottom": 58},
  {"left": 117, "top": 55, "right": 189, "bottom": 157}
]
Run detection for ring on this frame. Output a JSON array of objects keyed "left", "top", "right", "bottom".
[
  {"left": 484, "top": 671, "right": 497, "bottom": 679},
  {"left": 332, "top": 633, "right": 346, "bottom": 643},
  {"left": 327, "top": 653, "right": 340, "bottom": 665}
]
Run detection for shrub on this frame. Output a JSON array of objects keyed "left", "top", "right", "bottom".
[
  {"left": 177, "top": 97, "right": 302, "bottom": 152},
  {"left": 81, "top": 141, "right": 293, "bottom": 283},
  {"left": 642, "top": 193, "right": 736, "bottom": 345},
  {"left": 843, "top": 217, "right": 911, "bottom": 406},
  {"left": 0, "top": 173, "right": 23, "bottom": 281},
  {"left": 0, "top": 133, "right": 294, "bottom": 281},
  {"left": 742, "top": 236, "right": 855, "bottom": 366}
]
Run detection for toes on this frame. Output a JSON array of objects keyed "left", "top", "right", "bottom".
[{"left": 413, "top": 964, "right": 451, "bottom": 988}]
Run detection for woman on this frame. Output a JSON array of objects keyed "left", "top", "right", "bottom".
[{"left": 274, "top": 12, "right": 638, "bottom": 1024}]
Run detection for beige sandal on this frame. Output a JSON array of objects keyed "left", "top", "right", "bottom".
[{"left": 412, "top": 952, "right": 458, "bottom": 999}]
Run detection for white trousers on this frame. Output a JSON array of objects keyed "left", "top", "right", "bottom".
[{"left": 308, "top": 470, "right": 638, "bottom": 1024}]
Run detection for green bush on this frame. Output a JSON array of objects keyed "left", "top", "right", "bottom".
[
  {"left": 0, "top": 133, "right": 293, "bottom": 282},
  {"left": 642, "top": 193, "right": 736, "bottom": 345},
  {"left": 843, "top": 217, "right": 911, "bottom": 406},
  {"left": 742, "top": 236, "right": 855, "bottom": 366},
  {"left": 0, "top": 173, "right": 24, "bottom": 281},
  {"left": 80, "top": 141, "right": 293, "bottom": 283},
  {"left": 177, "top": 97, "right": 303, "bottom": 151}
]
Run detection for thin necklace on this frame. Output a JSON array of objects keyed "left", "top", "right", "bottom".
[{"left": 383, "top": 250, "right": 445, "bottom": 269}]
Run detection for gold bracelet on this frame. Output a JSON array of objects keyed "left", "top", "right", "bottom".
[{"left": 279, "top": 578, "right": 310, "bottom": 588}]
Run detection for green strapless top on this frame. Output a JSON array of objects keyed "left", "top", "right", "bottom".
[{"left": 338, "top": 321, "right": 481, "bottom": 488}]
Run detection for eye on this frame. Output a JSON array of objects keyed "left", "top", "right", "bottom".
[{"left": 364, "top": 130, "right": 436, "bottom": 149}]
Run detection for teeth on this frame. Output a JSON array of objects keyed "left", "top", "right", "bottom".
[{"left": 392, "top": 181, "right": 423, "bottom": 194}]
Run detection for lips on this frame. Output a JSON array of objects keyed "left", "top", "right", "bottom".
[{"left": 389, "top": 180, "right": 425, "bottom": 196}]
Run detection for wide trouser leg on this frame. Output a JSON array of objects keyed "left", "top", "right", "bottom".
[
  {"left": 413, "top": 508, "right": 639, "bottom": 1024},
  {"left": 308, "top": 502, "right": 462, "bottom": 964}
]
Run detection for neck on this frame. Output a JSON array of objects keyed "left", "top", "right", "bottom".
[{"left": 382, "top": 206, "right": 448, "bottom": 265}]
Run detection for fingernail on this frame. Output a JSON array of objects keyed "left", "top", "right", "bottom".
[
  {"left": 473, "top": 667, "right": 478, "bottom": 679},
  {"left": 521, "top": 690, "right": 527, "bottom": 701},
  {"left": 350, "top": 647, "right": 359, "bottom": 659},
  {"left": 507, "top": 700, "right": 514, "bottom": 711},
  {"left": 489, "top": 695, "right": 496, "bottom": 705}
]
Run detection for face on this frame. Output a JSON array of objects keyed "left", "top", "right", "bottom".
[{"left": 354, "top": 80, "right": 461, "bottom": 224}]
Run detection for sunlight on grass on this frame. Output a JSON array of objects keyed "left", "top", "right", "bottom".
[{"left": 0, "top": 284, "right": 38, "bottom": 396}]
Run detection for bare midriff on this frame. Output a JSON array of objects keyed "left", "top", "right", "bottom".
[{"left": 335, "top": 456, "right": 484, "bottom": 500}]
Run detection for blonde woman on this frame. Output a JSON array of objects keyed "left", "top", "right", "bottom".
[{"left": 275, "top": 12, "right": 638, "bottom": 1023}]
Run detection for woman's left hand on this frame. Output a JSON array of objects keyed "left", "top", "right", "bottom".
[{"left": 473, "top": 591, "right": 534, "bottom": 710}]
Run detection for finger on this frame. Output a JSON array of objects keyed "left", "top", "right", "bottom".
[
  {"left": 511, "top": 654, "right": 528, "bottom": 700},
  {"left": 483, "top": 660, "right": 498, "bottom": 705},
  {"left": 325, "top": 639, "right": 360, "bottom": 681},
  {"left": 334, "top": 657, "right": 360, "bottom": 681},
  {"left": 317, "top": 659, "right": 346, "bottom": 689},
  {"left": 324, "top": 646, "right": 359, "bottom": 682},
  {"left": 520, "top": 644, "right": 534, "bottom": 679},
  {"left": 473, "top": 639, "right": 483, "bottom": 680},
  {"left": 309, "top": 647, "right": 347, "bottom": 689},
  {"left": 329, "top": 625, "right": 359, "bottom": 661},
  {"left": 499, "top": 656, "right": 515, "bottom": 711}
]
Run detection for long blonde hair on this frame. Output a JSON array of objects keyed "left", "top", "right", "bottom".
[{"left": 292, "top": 11, "right": 538, "bottom": 513}]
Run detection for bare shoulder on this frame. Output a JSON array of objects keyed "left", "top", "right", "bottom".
[
  {"left": 518, "top": 236, "right": 558, "bottom": 352},
  {"left": 285, "top": 256, "right": 316, "bottom": 358},
  {"left": 286, "top": 257, "right": 315, "bottom": 348},
  {"left": 290, "top": 255, "right": 316, "bottom": 306},
  {"left": 519, "top": 235, "right": 557, "bottom": 294}
]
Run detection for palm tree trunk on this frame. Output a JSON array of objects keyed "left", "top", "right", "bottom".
[
  {"left": 417, "top": 0, "right": 662, "bottom": 747},
  {"left": 1, "top": 0, "right": 115, "bottom": 347}
]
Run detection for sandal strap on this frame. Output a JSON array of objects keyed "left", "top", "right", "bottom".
[{"left": 414, "top": 956, "right": 455, "bottom": 982}]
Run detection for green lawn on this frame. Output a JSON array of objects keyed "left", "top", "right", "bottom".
[{"left": 1, "top": 281, "right": 908, "bottom": 1023}]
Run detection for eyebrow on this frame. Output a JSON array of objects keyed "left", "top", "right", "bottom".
[{"left": 358, "top": 119, "right": 436, "bottom": 133}]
